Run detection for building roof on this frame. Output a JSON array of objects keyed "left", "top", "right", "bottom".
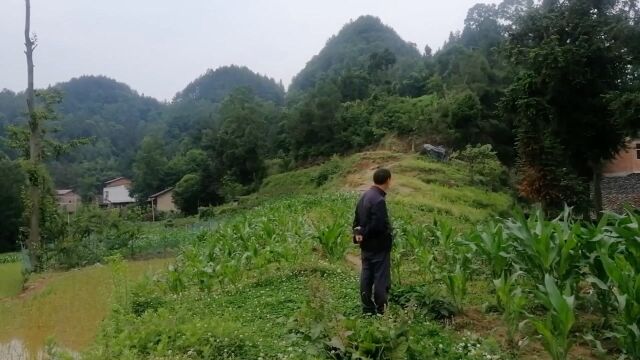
[
  {"left": 105, "top": 177, "right": 130, "bottom": 185},
  {"left": 148, "top": 187, "right": 174, "bottom": 201},
  {"left": 56, "top": 189, "right": 74, "bottom": 196}
]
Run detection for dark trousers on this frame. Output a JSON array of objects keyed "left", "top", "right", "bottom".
[{"left": 360, "top": 250, "right": 391, "bottom": 315}]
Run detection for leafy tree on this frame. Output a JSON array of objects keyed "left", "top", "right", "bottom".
[
  {"left": 201, "top": 88, "right": 272, "bottom": 202},
  {"left": 0, "top": 158, "right": 26, "bottom": 252},
  {"left": 173, "top": 174, "right": 202, "bottom": 215},
  {"left": 131, "top": 136, "right": 168, "bottom": 201},
  {"left": 339, "top": 70, "right": 371, "bottom": 101},
  {"left": 165, "top": 149, "right": 208, "bottom": 187},
  {"left": 502, "top": 0, "right": 640, "bottom": 212},
  {"left": 368, "top": 48, "right": 397, "bottom": 74},
  {"left": 286, "top": 80, "right": 343, "bottom": 159}
]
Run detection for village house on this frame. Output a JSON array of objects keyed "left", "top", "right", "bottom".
[
  {"left": 55, "top": 189, "right": 81, "bottom": 213},
  {"left": 602, "top": 138, "right": 640, "bottom": 211},
  {"left": 148, "top": 188, "right": 177, "bottom": 214},
  {"left": 102, "top": 177, "right": 135, "bottom": 207}
]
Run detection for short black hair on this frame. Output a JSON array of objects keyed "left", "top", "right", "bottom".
[{"left": 373, "top": 168, "right": 391, "bottom": 185}]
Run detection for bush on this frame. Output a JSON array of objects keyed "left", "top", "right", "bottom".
[
  {"left": 174, "top": 173, "right": 202, "bottom": 215},
  {"left": 452, "top": 144, "right": 508, "bottom": 191},
  {"left": 43, "top": 206, "right": 145, "bottom": 269},
  {"left": 311, "top": 156, "right": 344, "bottom": 186},
  {"left": 129, "top": 279, "right": 166, "bottom": 317}
]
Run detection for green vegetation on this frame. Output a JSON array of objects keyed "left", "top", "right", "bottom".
[
  {"left": 289, "top": 15, "right": 421, "bottom": 93},
  {"left": 174, "top": 65, "right": 285, "bottom": 105},
  {"left": 501, "top": 0, "right": 640, "bottom": 213},
  {"left": 0, "top": 262, "right": 22, "bottom": 298},
  {"left": 1, "top": 0, "right": 639, "bottom": 358},
  {"left": 0, "top": 257, "right": 172, "bottom": 357},
  {"left": 256, "top": 151, "right": 512, "bottom": 224},
  {"left": 1, "top": 0, "right": 638, "bottom": 253},
  {"left": 0, "top": 159, "right": 25, "bottom": 252},
  {"left": 87, "top": 189, "right": 512, "bottom": 359}
]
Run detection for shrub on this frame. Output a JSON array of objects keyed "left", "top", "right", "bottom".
[
  {"left": 174, "top": 173, "right": 202, "bottom": 215},
  {"left": 452, "top": 144, "right": 508, "bottom": 191},
  {"left": 129, "top": 278, "right": 166, "bottom": 317},
  {"left": 312, "top": 156, "right": 344, "bottom": 186}
]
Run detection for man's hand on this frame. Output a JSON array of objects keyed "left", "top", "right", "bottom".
[{"left": 355, "top": 235, "right": 363, "bottom": 243}]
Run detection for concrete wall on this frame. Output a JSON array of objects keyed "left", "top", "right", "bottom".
[
  {"left": 602, "top": 173, "right": 640, "bottom": 212},
  {"left": 155, "top": 191, "right": 177, "bottom": 212},
  {"left": 103, "top": 184, "right": 135, "bottom": 204},
  {"left": 57, "top": 193, "right": 81, "bottom": 213}
]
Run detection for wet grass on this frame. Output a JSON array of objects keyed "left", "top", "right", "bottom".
[
  {"left": 0, "top": 257, "right": 173, "bottom": 357},
  {"left": 0, "top": 262, "right": 22, "bottom": 298}
]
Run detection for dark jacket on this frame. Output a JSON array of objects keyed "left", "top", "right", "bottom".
[{"left": 353, "top": 186, "right": 393, "bottom": 253}]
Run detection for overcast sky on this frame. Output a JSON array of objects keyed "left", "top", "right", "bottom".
[{"left": 0, "top": 0, "right": 498, "bottom": 101}]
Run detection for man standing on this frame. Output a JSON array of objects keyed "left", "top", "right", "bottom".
[{"left": 353, "top": 168, "right": 393, "bottom": 315}]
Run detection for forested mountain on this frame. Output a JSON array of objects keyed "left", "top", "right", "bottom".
[
  {"left": 0, "top": 76, "right": 165, "bottom": 198},
  {"left": 129, "top": 66, "right": 287, "bottom": 203},
  {"left": 289, "top": 15, "right": 422, "bottom": 93},
  {"left": 47, "top": 76, "right": 164, "bottom": 198},
  {"left": 174, "top": 65, "right": 285, "bottom": 105},
  {"left": 0, "top": 8, "right": 539, "bottom": 211}
]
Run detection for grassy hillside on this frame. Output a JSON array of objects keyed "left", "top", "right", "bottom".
[{"left": 257, "top": 151, "right": 512, "bottom": 224}]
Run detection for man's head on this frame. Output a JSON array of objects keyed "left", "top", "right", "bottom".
[{"left": 373, "top": 168, "right": 392, "bottom": 191}]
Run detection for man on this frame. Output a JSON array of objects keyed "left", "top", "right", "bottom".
[{"left": 353, "top": 168, "right": 393, "bottom": 315}]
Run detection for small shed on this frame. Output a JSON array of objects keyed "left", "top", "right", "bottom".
[
  {"left": 56, "top": 189, "right": 81, "bottom": 213},
  {"left": 420, "top": 144, "right": 448, "bottom": 161},
  {"left": 148, "top": 188, "right": 177, "bottom": 213}
]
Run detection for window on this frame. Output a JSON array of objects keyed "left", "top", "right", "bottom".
[
  {"left": 637, "top": 143, "right": 640, "bottom": 160},
  {"left": 105, "top": 191, "right": 109, "bottom": 200}
]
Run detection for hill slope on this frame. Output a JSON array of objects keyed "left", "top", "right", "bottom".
[
  {"left": 289, "top": 15, "right": 422, "bottom": 92},
  {"left": 173, "top": 65, "right": 285, "bottom": 105},
  {"left": 256, "top": 151, "right": 512, "bottom": 223}
]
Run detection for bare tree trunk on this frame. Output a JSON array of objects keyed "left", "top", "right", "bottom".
[
  {"left": 25, "top": 0, "right": 41, "bottom": 269},
  {"left": 592, "top": 161, "right": 604, "bottom": 219}
]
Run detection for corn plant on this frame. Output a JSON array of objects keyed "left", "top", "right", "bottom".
[
  {"left": 314, "top": 220, "right": 348, "bottom": 262},
  {"left": 493, "top": 271, "right": 527, "bottom": 349},
  {"left": 430, "top": 220, "right": 473, "bottom": 314},
  {"left": 598, "top": 232, "right": 640, "bottom": 358},
  {"left": 580, "top": 212, "right": 615, "bottom": 326},
  {"left": 404, "top": 223, "right": 436, "bottom": 282},
  {"left": 529, "top": 274, "right": 576, "bottom": 360},
  {"left": 504, "top": 207, "right": 582, "bottom": 290},
  {"left": 444, "top": 259, "right": 470, "bottom": 314},
  {"left": 468, "top": 221, "right": 511, "bottom": 280}
]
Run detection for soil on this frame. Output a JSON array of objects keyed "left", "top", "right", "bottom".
[
  {"left": 449, "top": 306, "right": 601, "bottom": 360},
  {"left": 345, "top": 253, "right": 362, "bottom": 271},
  {"left": 18, "top": 274, "right": 51, "bottom": 299}
]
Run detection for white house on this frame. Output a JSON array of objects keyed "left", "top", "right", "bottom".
[{"left": 103, "top": 177, "right": 135, "bottom": 207}]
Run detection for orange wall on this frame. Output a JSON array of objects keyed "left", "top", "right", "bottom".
[{"left": 604, "top": 139, "right": 640, "bottom": 176}]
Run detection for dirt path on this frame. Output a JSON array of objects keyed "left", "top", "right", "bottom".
[
  {"left": 345, "top": 253, "right": 361, "bottom": 271},
  {"left": 341, "top": 152, "right": 404, "bottom": 192}
]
